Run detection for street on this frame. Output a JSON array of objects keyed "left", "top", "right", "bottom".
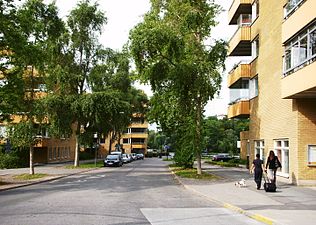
[{"left": 0, "top": 159, "right": 263, "bottom": 225}]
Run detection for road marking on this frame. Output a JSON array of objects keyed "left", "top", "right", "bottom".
[{"left": 141, "top": 208, "right": 263, "bottom": 225}]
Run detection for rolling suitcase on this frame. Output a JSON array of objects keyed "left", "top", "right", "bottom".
[{"left": 263, "top": 172, "right": 276, "bottom": 192}]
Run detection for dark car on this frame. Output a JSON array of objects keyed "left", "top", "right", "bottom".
[
  {"left": 212, "top": 154, "right": 233, "bottom": 162},
  {"left": 136, "top": 153, "right": 144, "bottom": 160},
  {"left": 104, "top": 154, "right": 123, "bottom": 167}
]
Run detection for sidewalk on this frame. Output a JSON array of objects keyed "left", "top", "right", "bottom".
[
  {"left": 174, "top": 162, "right": 316, "bottom": 225},
  {"left": 0, "top": 160, "right": 101, "bottom": 191}
]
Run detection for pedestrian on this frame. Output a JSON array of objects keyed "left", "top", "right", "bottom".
[
  {"left": 265, "top": 150, "right": 282, "bottom": 184},
  {"left": 250, "top": 153, "right": 264, "bottom": 190}
]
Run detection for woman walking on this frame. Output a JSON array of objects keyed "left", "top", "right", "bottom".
[
  {"left": 265, "top": 150, "right": 282, "bottom": 184},
  {"left": 250, "top": 153, "right": 264, "bottom": 190}
]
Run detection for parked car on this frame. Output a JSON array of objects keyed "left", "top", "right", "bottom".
[
  {"left": 104, "top": 154, "right": 123, "bottom": 167},
  {"left": 212, "top": 154, "right": 233, "bottom": 162},
  {"left": 122, "top": 154, "right": 130, "bottom": 163},
  {"left": 131, "top": 153, "right": 137, "bottom": 160},
  {"left": 136, "top": 153, "right": 144, "bottom": 160}
]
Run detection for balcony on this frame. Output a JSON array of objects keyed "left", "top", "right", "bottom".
[
  {"left": 228, "top": 88, "right": 250, "bottom": 118},
  {"left": 228, "top": 0, "right": 252, "bottom": 25},
  {"left": 228, "top": 100, "right": 250, "bottom": 119},
  {"left": 228, "top": 61, "right": 251, "bottom": 88},
  {"left": 282, "top": 0, "right": 313, "bottom": 43},
  {"left": 228, "top": 26, "right": 251, "bottom": 56},
  {"left": 281, "top": 61, "right": 316, "bottom": 98}
]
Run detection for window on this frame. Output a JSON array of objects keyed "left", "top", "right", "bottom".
[
  {"left": 284, "top": 0, "right": 305, "bottom": 18},
  {"left": 274, "top": 139, "right": 289, "bottom": 175},
  {"left": 249, "top": 76, "right": 258, "bottom": 99},
  {"left": 284, "top": 21, "right": 316, "bottom": 76},
  {"left": 48, "top": 147, "right": 52, "bottom": 160},
  {"left": 254, "top": 140, "right": 264, "bottom": 160},
  {"left": 123, "top": 138, "right": 129, "bottom": 144},
  {"left": 252, "top": 37, "right": 259, "bottom": 59},
  {"left": 308, "top": 145, "right": 316, "bottom": 166},
  {"left": 238, "top": 14, "right": 252, "bottom": 27},
  {"left": 0, "top": 125, "right": 7, "bottom": 139},
  {"left": 53, "top": 147, "right": 56, "bottom": 159},
  {"left": 252, "top": 0, "right": 259, "bottom": 21}
]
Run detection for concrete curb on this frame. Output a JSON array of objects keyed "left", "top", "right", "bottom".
[
  {"left": 0, "top": 168, "right": 100, "bottom": 192},
  {"left": 169, "top": 169, "right": 275, "bottom": 225}
]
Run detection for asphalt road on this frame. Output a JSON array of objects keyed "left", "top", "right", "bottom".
[{"left": 0, "top": 159, "right": 263, "bottom": 225}]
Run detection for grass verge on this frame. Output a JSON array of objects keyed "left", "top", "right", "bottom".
[
  {"left": 205, "top": 160, "right": 240, "bottom": 167},
  {"left": 13, "top": 173, "right": 48, "bottom": 180},
  {"left": 170, "top": 165, "right": 218, "bottom": 180},
  {"left": 65, "top": 161, "right": 104, "bottom": 169}
]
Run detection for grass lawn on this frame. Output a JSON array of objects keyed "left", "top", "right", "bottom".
[
  {"left": 13, "top": 173, "right": 48, "bottom": 180},
  {"left": 65, "top": 161, "right": 104, "bottom": 169},
  {"left": 170, "top": 166, "right": 218, "bottom": 180}
]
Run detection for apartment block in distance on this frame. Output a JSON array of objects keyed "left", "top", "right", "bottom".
[
  {"left": 99, "top": 113, "right": 148, "bottom": 156},
  {"left": 227, "top": 0, "right": 316, "bottom": 185}
]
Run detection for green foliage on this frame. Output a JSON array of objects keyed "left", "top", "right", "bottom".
[
  {"left": 203, "top": 116, "right": 249, "bottom": 155},
  {"left": 0, "top": 151, "right": 19, "bottom": 169},
  {"left": 129, "top": 0, "right": 227, "bottom": 171},
  {"left": 170, "top": 167, "right": 218, "bottom": 180}
]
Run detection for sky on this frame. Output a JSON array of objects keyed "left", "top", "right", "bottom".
[{"left": 46, "top": 0, "right": 240, "bottom": 118}]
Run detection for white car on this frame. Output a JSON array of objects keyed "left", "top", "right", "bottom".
[{"left": 122, "top": 154, "right": 130, "bottom": 163}]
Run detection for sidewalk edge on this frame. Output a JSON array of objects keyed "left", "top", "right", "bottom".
[{"left": 170, "top": 169, "right": 275, "bottom": 225}]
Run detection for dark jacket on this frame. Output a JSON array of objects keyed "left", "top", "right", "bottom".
[{"left": 266, "top": 156, "right": 281, "bottom": 170}]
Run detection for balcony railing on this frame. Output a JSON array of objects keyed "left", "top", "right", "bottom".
[{"left": 229, "top": 89, "right": 249, "bottom": 105}]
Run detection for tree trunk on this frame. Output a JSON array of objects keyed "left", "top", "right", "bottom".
[
  {"left": 29, "top": 146, "right": 34, "bottom": 175},
  {"left": 195, "top": 96, "right": 202, "bottom": 175},
  {"left": 74, "top": 134, "right": 80, "bottom": 167}
]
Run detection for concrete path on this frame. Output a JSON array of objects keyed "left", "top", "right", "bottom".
[{"left": 176, "top": 163, "right": 316, "bottom": 225}]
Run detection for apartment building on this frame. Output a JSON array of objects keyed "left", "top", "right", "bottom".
[
  {"left": 99, "top": 114, "right": 149, "bottom": 156},
  {"left": 227, "top": 0, "right": 316, "bottom": 185}
]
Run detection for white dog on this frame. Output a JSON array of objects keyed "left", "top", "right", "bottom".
[{"left": 235, "top": 179, "right": 246, "bottom": 187}]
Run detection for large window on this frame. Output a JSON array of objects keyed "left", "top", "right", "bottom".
[
  {"left": 284, "top": 21, "right": 316, "bottom": 76},
  {"left": 308, "top": 145, "right": 316, "bottom": 166},
  {"left": 274, "top": 139, "right": 289, "bottom": 175},
  {"left": 254, "top": 140, "right": 264, "bottom": 160},
  {"left": 249, "top": 76, "right": 258, "bottom": 99},
  {"left": 252, "top": 37, "right": 259, "bottom": 59},
  {"left": 252, "top": 0, "right": 259, "bottom": 22}
]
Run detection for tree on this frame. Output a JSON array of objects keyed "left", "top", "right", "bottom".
[
  {"left": 1, "top": 0, "right": 64, "bottom": 174},
  {"left": 44, "top": 1, "right": 136, "bottom": 167},
  {"left": 129, "top": 0, "right": 227, "bottom": 173}
]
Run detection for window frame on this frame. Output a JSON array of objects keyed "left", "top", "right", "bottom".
[
  {"left": 274, "top": 139, "right": 290, "bottom": 177},
  {"left": 283, "top": 21, "right": 316, "bottom": 76},
  {"left": 254, "top": 140, "right": 264, "bottom": 160},
  {"left": 307, "top": 145, "right": 316, "bottom": 166}
]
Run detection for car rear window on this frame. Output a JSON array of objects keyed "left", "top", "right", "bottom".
[{"left": 107, "top": 155, "right": 119, "bottom": 159}]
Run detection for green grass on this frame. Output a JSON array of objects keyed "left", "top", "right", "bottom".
[
  {"left": 13, "top": 173, "right": 48, "bottom": 180},
  {"left": 205, "top": 160, "right": 239, "bottom": 167},
  {"left": 163, "top": 158, "right": 174, "bottom": 161},
  {"left": 65, "top": 161, "right": 104, "bottom": 169},
  {"left": 170, "top": 166, "right": 218, "bottom": 180}
]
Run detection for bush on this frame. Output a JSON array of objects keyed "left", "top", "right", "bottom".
[
  {"left": 79, "top": 151, "right": 94, "bottom": 160},
  {"left": 0, "top": 151, "right": 20, "bottom": 169},
  {"left": 173, "top": 147, "right": 194, "bottom": 169}
]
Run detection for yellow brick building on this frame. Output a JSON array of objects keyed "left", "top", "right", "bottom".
[
  {"left": 99, "top": 114, "right": 149, "bottom": 156},
  {"left": 227, "top": 0, "right": 316, "bottom": 185}
]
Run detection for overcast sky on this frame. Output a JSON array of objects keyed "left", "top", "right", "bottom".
[{"left": 45, "top": 0, "right": 240, "bottom": 118}]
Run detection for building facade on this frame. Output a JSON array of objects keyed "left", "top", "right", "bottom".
[
  {"left": 227, "top": 0, "right": 316, "bottom": 185},
  {"left": 99, "top": 114, "right": 149, "bottom": 156}
]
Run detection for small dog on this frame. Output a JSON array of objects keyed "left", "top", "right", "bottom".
[{"left": 235, "top": 179, "right": 246, "bottom": 187}]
